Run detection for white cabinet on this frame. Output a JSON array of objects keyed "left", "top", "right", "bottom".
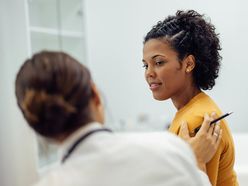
[
  {"left": 27, "top": 0, "right": 86, "bottom": 64},
  {"left": 25, "top": 0, "right": 87, "bottom": 169}
]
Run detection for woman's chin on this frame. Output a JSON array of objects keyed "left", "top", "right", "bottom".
[{"left": 153, "top": 94, "right": 168, "bottom": 101}]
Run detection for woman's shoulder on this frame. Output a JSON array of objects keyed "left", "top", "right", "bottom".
[{"left": 171, "top": 92, "right": 223, "bottom": 133}]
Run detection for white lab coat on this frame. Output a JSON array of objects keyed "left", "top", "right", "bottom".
[{"left": 34, "top": 122, "right": 211, "bottom": 186}]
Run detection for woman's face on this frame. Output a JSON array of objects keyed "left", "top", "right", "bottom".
[{"left": 142, "top": 39, "right": 189, "bottom": 101}]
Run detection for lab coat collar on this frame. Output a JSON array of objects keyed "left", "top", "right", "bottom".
[{"left": 59, "top": 122, "right": 104, "bottom": 160}]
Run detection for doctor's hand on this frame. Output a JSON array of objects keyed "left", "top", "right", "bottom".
[{"left": 179, "top": 113, "right": 222, "bottom": 173}]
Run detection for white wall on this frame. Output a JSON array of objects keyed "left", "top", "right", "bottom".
[
  {"left": 84, "top": 0, "right": 248, "bottom": 132},
  {"left": 0, "top": 0, "right": 247, "bottom": 185},
  {"left": 0, "top": 0, "right": 38, "bottom": 185},
  {"left": 233, "top": 133, "right": 248, "bottom": 185}
]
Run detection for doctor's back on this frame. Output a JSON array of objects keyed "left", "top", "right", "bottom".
[{"left": 34, "top": 126, "right": 208, "bottom": 186}]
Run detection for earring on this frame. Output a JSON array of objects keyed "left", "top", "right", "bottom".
[{"left": 186, "top": 68, "right": 191, "bottom": 73}]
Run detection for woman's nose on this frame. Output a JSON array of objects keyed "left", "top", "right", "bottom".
[{"left": 146, "top": 66, "right": 156, "bottom": 78}]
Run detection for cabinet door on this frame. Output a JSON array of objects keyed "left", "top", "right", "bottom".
[
  {"left": 26, "top": 0, "right": 87, "bottom": 170},
  {"left": 27, "top": 0, "right": 86, "bottom": 64}
]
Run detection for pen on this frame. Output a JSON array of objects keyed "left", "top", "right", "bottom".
[
  {"left": 209, "top": 112, "right": 233, "bottom": 125},
  {"left": 194, "top": 112, "right": 233, "bottom": 134}
]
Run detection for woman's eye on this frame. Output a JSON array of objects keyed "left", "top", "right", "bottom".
[
  {"left": 156, "top": 61, "right": 165, "bottom": 66},
  {"left": 142, "top": 64, "right": 148, "bottom": 69}
]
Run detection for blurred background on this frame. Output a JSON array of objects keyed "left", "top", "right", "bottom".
[{"left": 1, "top": 0, "right": 248, "bottom": 185}]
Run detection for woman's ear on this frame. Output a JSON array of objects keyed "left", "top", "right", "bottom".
[
  {"left": 90, "top": 82, "right": 105, "bottom": 124},
  {"left": 90, "top": 82, "right": 102, "bottom": 107},
  {"left": 185, "top": 55, "right": 196, "bottom": 73}
]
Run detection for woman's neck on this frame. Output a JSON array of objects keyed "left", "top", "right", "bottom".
[{"left": 171, "top": 86, "right": 201, "bottom": 111}]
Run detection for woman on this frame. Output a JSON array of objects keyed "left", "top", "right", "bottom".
[
  {"left": 142, "top": 10, "right": 238, "bottom": 186},
  {"left": 16, "top": 51, "right": 221, "bottom": 186}
]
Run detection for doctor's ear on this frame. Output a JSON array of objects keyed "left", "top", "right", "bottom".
[
  {"left": 90, "top": 82, "right": 105, "bottom": 124},
  {"left": 185, "top": 55, "right": 196, "bottom": 73},
  {"left": 90, "top": 82, "right": 102, "bottom": 107}
]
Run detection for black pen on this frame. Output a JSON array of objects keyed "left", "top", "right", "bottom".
[
  {"left": 194, "top": 112, "right": 233, "bottom": 134},
  {"left": 209, "top": 112, "right": 233, "bottom": 125}
]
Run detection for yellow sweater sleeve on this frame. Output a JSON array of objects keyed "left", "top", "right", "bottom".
[{"left": 168, "top": 92, "right": 238, "bottom": 186}]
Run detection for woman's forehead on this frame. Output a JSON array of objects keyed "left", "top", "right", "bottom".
[{"left": 143, "top": 39, "right": 177, "bottom": 59}]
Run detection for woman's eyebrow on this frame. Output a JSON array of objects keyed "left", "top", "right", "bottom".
[
  {"left": 151, "top": 54, "right": 165, "bottom": 59},
  {"left": 142, "top": 54, "right": 165, "bottom": 62}
]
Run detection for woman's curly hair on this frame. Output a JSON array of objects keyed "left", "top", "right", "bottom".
[{"left": 144, "top": 10, "right": 221, "bottom": 90}]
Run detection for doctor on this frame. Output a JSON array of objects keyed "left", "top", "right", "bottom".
[{"left": 15, "top": 51, "right": 222, "bottom": 186}]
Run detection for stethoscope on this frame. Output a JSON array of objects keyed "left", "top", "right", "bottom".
[{"left": 62, "top": 128, "right": 112, "bottom": 163}]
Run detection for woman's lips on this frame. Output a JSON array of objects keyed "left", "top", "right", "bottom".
[{"left": 149, "top": 83, "right": 162, "bottom": 90}]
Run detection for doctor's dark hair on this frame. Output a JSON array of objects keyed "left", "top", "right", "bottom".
[
  {"left": 15, "top": 51, "right": 93, "bottom": 138},
  {"left": 144, "top": 10, "right": 221, "bottom": 90}
]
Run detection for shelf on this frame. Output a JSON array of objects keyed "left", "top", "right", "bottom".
[
  {"left": 30, "top": 26, "right": 83, "bottom": 38},
  {"left": 28, "top": 0, "right": 84, "bottom": 31},
  {"left": 30, "top": 32, "right": 86, "bottom": 63}
]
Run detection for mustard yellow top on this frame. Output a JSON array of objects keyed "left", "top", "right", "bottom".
[{"left": 169, "top": 92, "right": 238, "bottom": 186}]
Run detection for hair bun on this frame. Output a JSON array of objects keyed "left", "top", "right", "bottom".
[{"left": 21, "top": 89, "right": 76, "bottom": 136}]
